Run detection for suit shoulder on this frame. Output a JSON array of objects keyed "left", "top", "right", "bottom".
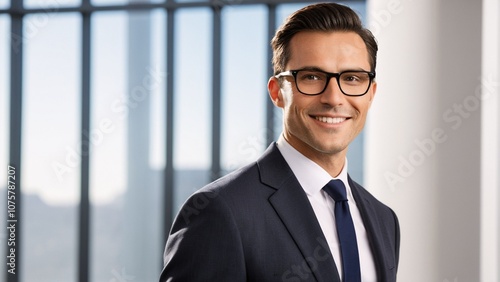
[
  {"left": 199, "top": 161, "right": 261, "bottom": 194},
  {"left": 188, "top": 161, "right": 275, "bottom": 210}
]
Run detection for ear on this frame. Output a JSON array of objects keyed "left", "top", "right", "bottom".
[
  {"left": 368, "top": 81, "right": 377, "bottom": 105},
  {"left": 268, "top": 77, "right": 284, "bottom": 108}
]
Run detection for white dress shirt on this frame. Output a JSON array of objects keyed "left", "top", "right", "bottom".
[{"left": 276, "top": 136, "right": 377, "bottom": 281}]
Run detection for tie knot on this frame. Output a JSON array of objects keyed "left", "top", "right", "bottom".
[{"left": 323, "top": 179, "right": 347, "bottom": 202}]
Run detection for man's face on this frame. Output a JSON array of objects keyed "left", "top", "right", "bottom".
[{"left": 269, "top": 31, "right": 377, "bottom": 163}]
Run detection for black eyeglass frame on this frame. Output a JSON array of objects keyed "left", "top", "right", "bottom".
[{"left": 275, "top": 69, "right": 376, "bottom": 97}]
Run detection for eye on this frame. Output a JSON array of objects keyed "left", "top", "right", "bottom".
[
  {"left": 297, "top": 71, "right": 325, "bottom": 82},
  {"left": 341, "top": 72, "right": 369, "bottom": 84},
  {"left": 342, "top": 74, "right": 360, "bottom": 82}
]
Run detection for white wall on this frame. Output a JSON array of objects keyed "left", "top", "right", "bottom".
[
  {"left": 481, "top": 0, "right": 500, "bottom": 281},
  {"left": 365, "top": 0, "right": 499, "bottom": 281}
]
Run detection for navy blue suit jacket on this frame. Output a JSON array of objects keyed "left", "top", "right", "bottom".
[{"left": 160, "top": 144, "right": 400, "bottom": 281}]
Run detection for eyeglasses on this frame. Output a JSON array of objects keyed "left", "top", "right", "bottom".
[{"left": 275, "top": 69, "right": 376, "bottom": 96}]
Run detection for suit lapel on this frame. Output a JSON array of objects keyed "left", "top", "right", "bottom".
[
  {"left": 348, "top": 176, "right": 392, "bottom": 281},
  {"left": 258, "top": 144, "right": 341, "bottom": 282}
]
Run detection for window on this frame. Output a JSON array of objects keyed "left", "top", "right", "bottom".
[
  {"left": 24, "top": 0, "right": 81, "bottom": 8},
  {"left": 0, "top": 0, "right": 8, "bottom": 8},
  {"left": 21, "top": 13, "right": 81, "bottom": 281},
  {"left": 173, "top": 8, "right": 212, "bottom": 211},
  {"left": 1, "top": 1, "right": 366, "bottom": 281},
  {"left": 221, "top": 5, "right": 267, "bottom": 173}
]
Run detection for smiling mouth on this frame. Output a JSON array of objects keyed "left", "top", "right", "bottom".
[{"left": 314, "top": 116, "right": 348, "bottom": 124}]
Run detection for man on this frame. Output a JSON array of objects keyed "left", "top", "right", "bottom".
[{"left": 160, "top": 3, "right": 400, "bottom": 282}]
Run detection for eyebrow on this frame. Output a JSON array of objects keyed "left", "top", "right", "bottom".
[{"left": 295, "top": 66, "right": 370, "bottom": 73}]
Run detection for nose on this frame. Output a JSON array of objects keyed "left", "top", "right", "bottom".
[{"left": 319, "top": 77, "right": 346, "bottom": 106}]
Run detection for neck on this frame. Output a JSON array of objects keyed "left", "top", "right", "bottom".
[
  {"left": 309, "top": 152, "right": 346, "bottom": 178},
  {"left": 283, "top": 134, "right": 347, "bottom": 178}
]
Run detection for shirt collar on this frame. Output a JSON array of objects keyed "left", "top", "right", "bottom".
[{"left": 276, "top": 135, "right": 351, "bottom": 197}]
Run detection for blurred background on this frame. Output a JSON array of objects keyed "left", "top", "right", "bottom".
[{"left": 0, "top": 0, "right": 498, "bottom": 281}]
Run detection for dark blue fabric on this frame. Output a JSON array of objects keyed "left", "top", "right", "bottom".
[
  {"left": 323, "top": 179, "right": 361, "bottom": 282},
  {"left": 160, "top": 144, "right": 400, "bottom": 282}
]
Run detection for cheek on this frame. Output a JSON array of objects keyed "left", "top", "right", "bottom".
[
  {"left": 352, "top": 101, "right": 371, "bottom": 125},
  {"left": 281, "top": 83, "right": 326, "bottom": 120},
  {"left": 280, "top": 81, "right": 299, "bottom": 112},
  {"left": 281, "top": 80, "right": 294, "bottom": 103}
]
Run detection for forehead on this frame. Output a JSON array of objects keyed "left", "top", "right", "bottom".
[{"left": 287, "top": 31, "right": 370, "bottom": 71}]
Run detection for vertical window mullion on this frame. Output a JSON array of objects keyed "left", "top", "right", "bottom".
[
  {"left": 211, "top": 4, "right": 222, "bottom": 181},
  {"left": 7, "top": 4, "right": 23, "bottom": 282},
  {"left": 163, "top": 5, "right": 175, "bottom": 242},
  {"left": 266, "top": 4, "right": 276, "bottom": 146},
  {"left": 79, "top": 7, "right": 91, "bottom": 282}
]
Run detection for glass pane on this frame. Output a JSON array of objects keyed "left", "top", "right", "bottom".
[
  {"left": 150, "top": 10, "right": 167, "bottom": 173},
  {"left": 0, "top": 0, "right": 9, "bottom": 9},
  {"left": 221, "top": 5, "right": 267, "bottom": 172},
  {"left": 21, "top": 13, "right": 81, "bottom": 282},
  {"left": 24, "top": 0, "right": 80, "bottom": 8},
  {"left": 0, "top": 14, "right": 10, "bottom": 279},
  {"left": 175, "top": 0, "right": 208, "bottom": 3},
  {"left": 341, "top": 1, "right": 366, "bottom": 21},
  {"left": 276, "top": 3, "right": 309, "bottom": 23},
  {"left": 173, "top": 8, "right": 212, "bottom": 211},
  {"left": 92, "top": 0, "right": 164, "bottom": 7},
  {"left": 91, "top": 0, "right": 126, "bottom": 6},
  {"left": 90, "top": 11, "right": 127, "bottom": 281},
  {"left": 90, "top": 10, "right": 164, "bottom": 282}
]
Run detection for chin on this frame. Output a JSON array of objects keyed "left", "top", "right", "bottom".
[{"left": 307, "top": 140, "right": 348, "bottom": 156}]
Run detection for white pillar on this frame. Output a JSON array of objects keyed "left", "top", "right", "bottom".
[{"left": 366, "top": 0, "right": 487, "bottom": 281}]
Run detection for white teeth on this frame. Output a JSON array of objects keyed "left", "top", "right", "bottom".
[{"left": 315, "top": 116, "right": 346, "bottom": 124}]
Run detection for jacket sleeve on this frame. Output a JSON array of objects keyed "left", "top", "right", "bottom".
[
  {"left": 159, "top": 190, "right": 246, "bottom": 282},
  {"left": 392, "top": 208, "right": 401, "bottom": 271}
]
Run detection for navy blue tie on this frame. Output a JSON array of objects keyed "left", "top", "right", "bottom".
[{"left": 323, "top": 179, "right": 361, "bottom": 282}]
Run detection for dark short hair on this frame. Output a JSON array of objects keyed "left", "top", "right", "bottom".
[{"left": 271, "top": 2, "right": 378, "bottom": 75}]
